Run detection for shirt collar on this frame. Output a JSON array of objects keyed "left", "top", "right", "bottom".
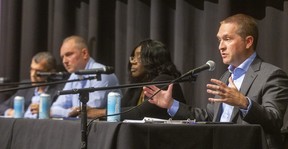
[
  {"left": 34, "top": 86, "right": 49, "bottom": 96},
  {"left": 85, "top": 57, "right": 94, "bottom": 70},
  {"left": 228, "top": 52, "right": 256, "bottom": 79}
]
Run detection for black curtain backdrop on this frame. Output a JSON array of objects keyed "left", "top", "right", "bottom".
[{"left": 0, "top": 0, "right": 288, "bottom": 108}]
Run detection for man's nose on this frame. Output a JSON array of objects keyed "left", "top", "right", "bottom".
[
  {"left": 31, "top": 70, "right": 36, "bottom": 76},
  {"left": 62, "top": 57, "right": 68, "bottom": 64},
  {"left": 218, "top": 41, "right": 225, "bottom": 50}
]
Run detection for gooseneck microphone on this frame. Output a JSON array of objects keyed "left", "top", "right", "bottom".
[
  {"left": 74, "top": 66, "right": 114, "bottom": 75},
  {"left": 0, "top": 77, "right": 9, "bottom": 83},
  {"left": 193, "top": 60, "right": 215, "bottom": 73},
  {"left": 180, "top": 60, "right": 215, "bottom": 79},
  {"left": 36, "top": 71, "right": 70, "bottom": 77}
]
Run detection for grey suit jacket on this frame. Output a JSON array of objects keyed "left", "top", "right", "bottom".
[{"left": 174, "top": 56, "right": 288, "bottom": 149}]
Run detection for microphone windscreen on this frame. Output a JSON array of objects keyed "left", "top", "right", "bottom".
[
  {"left": 105, "top": 66, "right": 115, "bottom": 74},
  {"left": 206, "top": 60, "right": 215, "bottom": 71}
]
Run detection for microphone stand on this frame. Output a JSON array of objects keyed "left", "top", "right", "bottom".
[
  {"left": 58, "top": 77, "right": 196, "bottom": 95},
  {"left": 78, "top": 74, "right": 103, "bottom": 149},
  {"left": 0, "top": 75, "right": 70, "bottom": 87},
  {"left": 58, "top": 75, "right": 197, "bottom": 149},
  {"left": 78, "top": 89, "right": 89, "bottom": 149},
  {"left": 0, "top": 81, "right": 45, "bottom": 86},
  {"left": 0, "top": 76, "right": 96, "bottom": 93}
]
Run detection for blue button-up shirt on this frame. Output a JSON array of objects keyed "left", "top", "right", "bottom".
[
  {"left": 220, "top": 52, "right": 256, "bottom": 122},
  {"left": 51, "top": 58, "right": 121, "bottom": 118},
  {"left": 24, "top": 87, "right": 48, "bottom": 119}
]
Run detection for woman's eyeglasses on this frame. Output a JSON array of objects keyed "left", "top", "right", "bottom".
[{"left": 129, "top": 56, "right": 141, "bottom": 63}]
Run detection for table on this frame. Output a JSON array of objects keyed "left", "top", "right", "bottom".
[{"left": 0, "top": 118, "right": 268, "bottom": 149}]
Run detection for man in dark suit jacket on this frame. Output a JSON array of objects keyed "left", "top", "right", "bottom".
[
  {"left": 143, "top": 14, "right": 288, "bottom": 149},
  {"left": 0, "top": 52, "right": 65, "bottom": 117}
]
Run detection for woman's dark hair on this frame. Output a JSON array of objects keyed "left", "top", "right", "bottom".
[{"left": 128, "top": 39, "right": 181, "bottom": 83}]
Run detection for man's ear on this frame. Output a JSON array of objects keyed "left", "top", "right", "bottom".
[
  {"left": 81, "top": 48, "right": 89, "bottom": 60},
  {"left": 245, "top": 36, "right": 254, "bottom": 49}
]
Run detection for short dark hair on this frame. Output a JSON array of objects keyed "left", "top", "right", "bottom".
[{"left": 32, "top": 51, "right": 56, "bottom": 72}]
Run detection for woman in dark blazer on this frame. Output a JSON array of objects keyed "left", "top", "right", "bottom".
[
  {"left": 86, "top": 39, "right": 186, "bottom": 120},
  {"left": 120, "top": 39, "right": 186, "bottom": 120}
]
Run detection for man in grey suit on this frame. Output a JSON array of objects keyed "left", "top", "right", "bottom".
[
  {"left": 143, "top": 14, "right": 288, "bottom": 149},
  {"left": 0, "top": 52, "right": 65, "bottom": 118}
]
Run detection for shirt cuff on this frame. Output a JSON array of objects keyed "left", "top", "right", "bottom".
[
  {"left": 240, "top": 97, "right": 252, "bottom": 117},
  {"left": 167, "top": 99, "right": 179, "bottom": 117},
  {"left": 4, "top": 109, "right": 10, "bottom": 117},
  {"left": 50, "top": 107, "right": 71, "bottom": 118}
]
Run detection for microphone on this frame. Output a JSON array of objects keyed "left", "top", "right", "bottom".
[
  {"left": 37, "top": 71, "right": 70, "bottom": 77},
  {"left": 191, "top": 60, "right": 215, "bottom": 74},
  {"left": 75, "top": 66, "right": 114, "bottom": 75},
  {"left": 181, "top": 60, "right": 216, "bottom": 79},
  {"left": 0, "top": 77, "right": 9, "bottom": 83}
]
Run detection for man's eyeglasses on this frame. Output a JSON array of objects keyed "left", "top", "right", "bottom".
[{"left": 129, "top": 56, "right": 141, "bottom": 63}]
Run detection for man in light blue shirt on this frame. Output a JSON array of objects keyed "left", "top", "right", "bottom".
[{"left": 50, "top": 35, "right": 120, "bottom": 118}]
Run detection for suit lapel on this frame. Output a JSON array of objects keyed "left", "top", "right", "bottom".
[
  {"left": 213, "top": 71, "right": 231, "bottom": 122},
  {"left": 230, "top": 57, "right": 261, "bottom": 122}
]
